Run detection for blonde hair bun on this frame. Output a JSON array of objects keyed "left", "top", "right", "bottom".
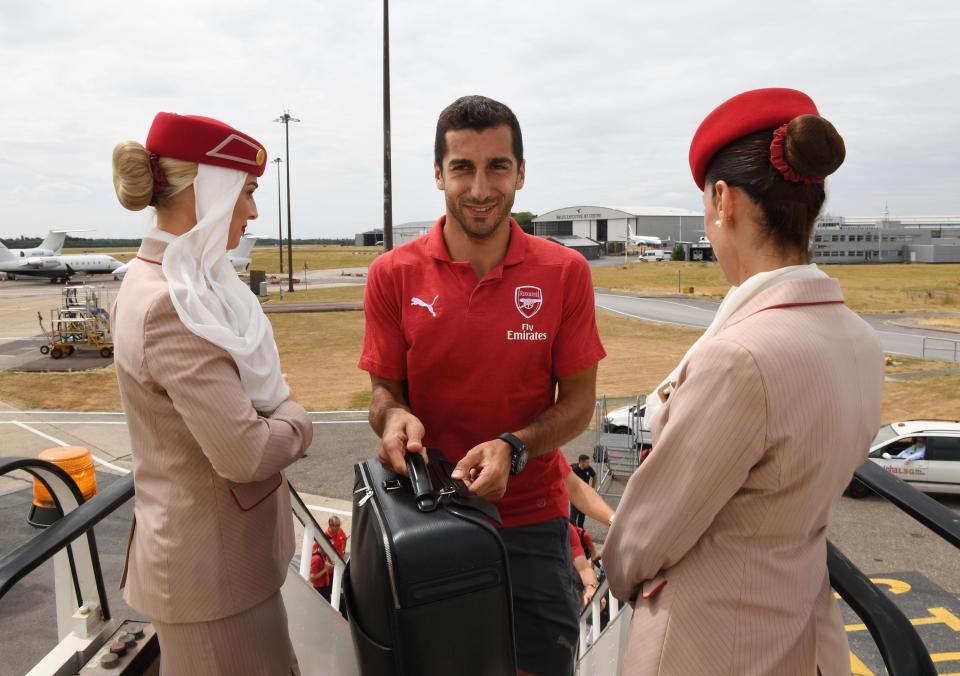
[{"left": 112, "top": 141, "right": 154, "bottom": 211}]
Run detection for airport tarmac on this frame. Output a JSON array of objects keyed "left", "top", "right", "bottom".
[
  {"left": 2, "top": 405, "right": 960, "bottom": 674},
  {"left": 1, "top": 271, "right": 959, "bottom": 671}
]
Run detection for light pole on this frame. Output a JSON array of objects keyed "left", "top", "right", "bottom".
[
  {"left": 273, "top": 157, "right": 283, "bottom": 273},
  {"left": 382, "top": 0, "right": 394, "bottom": 251},
  {"left": 274, "top": 110, "right": 300, "bottom": 292}
]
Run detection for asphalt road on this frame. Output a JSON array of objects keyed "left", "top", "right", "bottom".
[{"left": 595, "top": 291, "right": 960, "bottom": 362}]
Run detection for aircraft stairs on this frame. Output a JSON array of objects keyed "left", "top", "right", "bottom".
[
  {"left": 2, "top": 454, "right": 956, "bottom": 675},
  {"left": 594, "top": 396, "right": 652, "bottom": 498}
]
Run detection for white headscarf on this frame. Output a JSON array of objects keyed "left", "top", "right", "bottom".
[
  {"left": 162, "top": 164, "right": 289, "bottom": 414},
  {"left": 644, "top": 264, "right": 827, "bottom": 426}
]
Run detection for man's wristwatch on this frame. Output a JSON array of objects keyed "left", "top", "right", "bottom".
[{"left": 498, "top": 432, "right": 528, "bottom": 475}]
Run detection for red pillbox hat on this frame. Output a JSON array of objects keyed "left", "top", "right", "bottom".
[
  {"left": 688, "top": 88, "right": 819, "bottom": 190},
  {"left": 145, "top": 113, "right": 268, "bottom": 177}
]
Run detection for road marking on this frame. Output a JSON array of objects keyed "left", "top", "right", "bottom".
[
  {"left": 0, "top": 420, "right": 128, "bottom": 425},
  {"left": 305, "top": 504, "right": 352, "bottom": 516},
  {"left": 11, "top": 420, "right": 131, "bottom": 474},
  {"left": 596, "top": 294, "right": 717, "bottom": 314},
  {"left": 596, "top": 304, "right": 706, "bottom": 329}
]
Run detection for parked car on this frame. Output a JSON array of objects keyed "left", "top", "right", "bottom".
[
  {"left": 849, "top": 420, "right": 960, "bottom": 497},
  {"left": 640, "top": 249, "right": 667, "bottom": 262}
]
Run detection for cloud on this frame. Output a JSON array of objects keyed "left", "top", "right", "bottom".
[{"left": 1, "top": 0, "right": 958, "bottom": 238}]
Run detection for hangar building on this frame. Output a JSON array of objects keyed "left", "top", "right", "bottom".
[{"left": 531, "top": 206, "right": 704, "bottom": 244}]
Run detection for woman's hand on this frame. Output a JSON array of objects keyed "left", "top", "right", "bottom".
[{"left": 283, "top": 373, "right": 297, "bottom": 402}]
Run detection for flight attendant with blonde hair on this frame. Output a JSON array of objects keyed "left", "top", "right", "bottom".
[
  {"left": 604, "top": 89, "right": 884, "bottom": 675},
  {"left": 111, "top": 113, "right": 312, "bottom": 675}
]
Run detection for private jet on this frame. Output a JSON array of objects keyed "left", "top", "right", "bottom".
[
  {"left": 627, "top": 226, "right": 664, "bottom": 248},
  {"left": 112, "top": 233, "right": 261, "bottom": 279},
  {"left": 0, "top": 242, "right": 123, "bottom": 283}
]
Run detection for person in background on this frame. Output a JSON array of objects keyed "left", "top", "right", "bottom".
[
  {"left": 560, "top": 454, "right": 614, "bottom": 528},
  {"left": 569, "top": 454, "right": 598, "bottom": 527},
  {"left": 603, "top": 88, "right": 884, "bottom": 675},
  {"left": 895, "top": 437, "right": 926, "bottom": 463},
  {"left": 310, "top": 543, "right": 334, "bottom": 602},
  {"left": 326, "top": 515, "right": 347, "bottom": 558},
  {"left": 568, "top": 522, "right": 599, "bottom": 607}
]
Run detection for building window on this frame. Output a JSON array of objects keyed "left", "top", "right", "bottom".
[
  {"left": 831, "top": 235, "right": 840, "bottom": 242},
  {"left": 814, "top": 235, "right": 822, "bottom": 242}
]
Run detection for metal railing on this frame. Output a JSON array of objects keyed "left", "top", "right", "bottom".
[
  {"left": 287, "top": 483, "right": 347, "bottom": 611},
  {"left": 920, "top": 335, "right": 960, "bottom": 362}
]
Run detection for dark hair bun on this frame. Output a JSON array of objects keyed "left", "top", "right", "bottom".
[{"left": 784, "top": 114, "right": 845, "bottom": 180}]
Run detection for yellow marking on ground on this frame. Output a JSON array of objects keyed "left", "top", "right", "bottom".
[
  {"left": 849, "top": 652, "right": 875, "bottom": 675},
  {"left": 845, "top": 607, "right": 960, "bottom": 633},
  {"left": 868, "top": 578, "right": 912, "bottom": 595},
  {"left": 932, "top": 651, "right": 960, "bottom": 676}
]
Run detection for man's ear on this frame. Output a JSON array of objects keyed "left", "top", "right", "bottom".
[
  {"left": 515, "top": 160, "right": 525, "bottom": 190},
  {"left": 435, "top": 163, "right": 444, "bottom": 190}
]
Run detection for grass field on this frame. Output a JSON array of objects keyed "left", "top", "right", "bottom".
[
  {"left": 0, "top": 308, "right": 956, "bottom": 426},
  {"left": 250, "top": 245, "right": 378, "bottom": 273},
  {"left": 593, "top": 261, "right": 960, "bottom": 314},
  {"left": 267, "top": 285, "right": 366, "bottom": 304}
]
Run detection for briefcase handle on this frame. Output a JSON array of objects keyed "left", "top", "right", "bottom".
[{"left": 405, "top": 452, "right": 439, "bottom": 513}]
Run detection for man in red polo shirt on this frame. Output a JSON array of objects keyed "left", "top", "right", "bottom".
[{"left": 359, "top": 95, "right": 605, "bottom": 676}]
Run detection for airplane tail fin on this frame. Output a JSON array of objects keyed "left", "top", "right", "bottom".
[
  {"left": 40, "top": 229, "right": 94, "bottom": 254},
  {"left": 230, "top": 234, "right": 258, "bottom": 259},
  {"left": 0, "top": 240, "right": 16, "bottom": 262}
]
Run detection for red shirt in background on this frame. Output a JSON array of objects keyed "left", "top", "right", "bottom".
[
  {"left": 359, "top": 217, "right": 606, "bottom": 528},
  {"left": 326, "top": 527, "right": 347, "bottom": 558},
  {"left": 310, "top": 543, "right": 331, "bottom": 589}
]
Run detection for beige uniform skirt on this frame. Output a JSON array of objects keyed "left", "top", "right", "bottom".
[{"left": 153, "top": 590, "right": 300, "bottom": 676}]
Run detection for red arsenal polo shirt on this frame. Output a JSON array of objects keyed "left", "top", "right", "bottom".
[{"left": 359, "top": 217, "right": 606, "bottom": 528}]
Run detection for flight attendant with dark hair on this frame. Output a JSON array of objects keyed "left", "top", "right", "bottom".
[{"left": 604, "top": 89, "right": 884, "bottom": 675}]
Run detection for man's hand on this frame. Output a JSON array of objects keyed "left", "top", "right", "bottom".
[
  {"left": 378, "top": 408, "right": 427, "bottom": 476},
  {"left": 451, "top": 439, "right": 512, "bottom": 500}
]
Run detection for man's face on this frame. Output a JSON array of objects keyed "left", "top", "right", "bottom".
[
  {"left": 579, "top": 459, "right": 590, "bottom": 470},
  {"left": 435, "top": 125, "right": 525, "bottom": 240},
  {"left": 329, "top": 519, "right": 340, "bottom": 533}
]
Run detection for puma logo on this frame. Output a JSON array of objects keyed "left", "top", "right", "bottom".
[{"left": 411, "top": 295, "right": 439, "bottom": 318}]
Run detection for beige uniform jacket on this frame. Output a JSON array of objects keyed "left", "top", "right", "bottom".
[
  {"left": 111, "top": 237, "right": 313, "bottom": 624},
  {"left": 604, "top": 278, "right": 884, "bottom": 676}
]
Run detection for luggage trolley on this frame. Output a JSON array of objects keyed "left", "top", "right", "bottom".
[{"left": 38, "top": 285, "right": 114, "bottom": 359}]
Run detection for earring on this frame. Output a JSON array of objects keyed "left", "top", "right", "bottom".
[{"left": 714, "top": 219, "right": 722, "bottom": 227}]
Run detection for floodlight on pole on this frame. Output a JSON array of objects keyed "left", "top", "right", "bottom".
[
  {"left": 272, "top": 157, "right": 284, "bottom": 274},
  {"left": 274, "top": 109, "right": 300, "bottom": 292}
]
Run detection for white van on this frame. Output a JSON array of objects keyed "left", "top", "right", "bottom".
[{"left": 641, "top": 249, "right": 667, "bottom": 262}]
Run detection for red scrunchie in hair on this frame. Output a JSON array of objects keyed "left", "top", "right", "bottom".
[
  {"left": 148, "top": 153, "right": 168, "bottom": 202},
  {"left": 769, "top": 124, "right": 824, "bottom": 185}
]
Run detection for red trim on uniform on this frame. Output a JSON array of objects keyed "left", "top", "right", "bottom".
[
  {"left": 136, "top": 255, "right": 163, "bottom": 266},
  {"left": 641, "top": 577, "right": 668, "bottom": 600}
]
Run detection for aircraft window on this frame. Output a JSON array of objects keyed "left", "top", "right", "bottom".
[{"left": 927, "top": 437, "right": 960, "bottom": 462}]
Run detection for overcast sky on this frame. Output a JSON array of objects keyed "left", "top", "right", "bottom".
[{"left": 1, "top": 1, "right": 958, "bottom": 240}]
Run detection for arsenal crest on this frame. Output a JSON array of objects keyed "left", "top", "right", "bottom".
[{"left": 515, "top": 286, "right": 543, "bottom": 319}]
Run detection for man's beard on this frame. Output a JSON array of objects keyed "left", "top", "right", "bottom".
[{"left": 446, "top": 194, "right": 515, "bottom": 241}]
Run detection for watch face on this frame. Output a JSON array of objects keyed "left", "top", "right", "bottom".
[{"left": 512, "top": 449, "right": 528, "bottom": 474}]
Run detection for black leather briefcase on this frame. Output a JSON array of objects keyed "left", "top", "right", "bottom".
[{"left": 345, "top": 449, "right": 516, "bottom": 676}]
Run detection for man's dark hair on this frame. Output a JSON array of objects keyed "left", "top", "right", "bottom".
[
  {"left": 434, "top": 95, "right": 523, "bottom": 170},
  {"left": 578, "top": 454, "right": 590, "bottom": 462}
]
